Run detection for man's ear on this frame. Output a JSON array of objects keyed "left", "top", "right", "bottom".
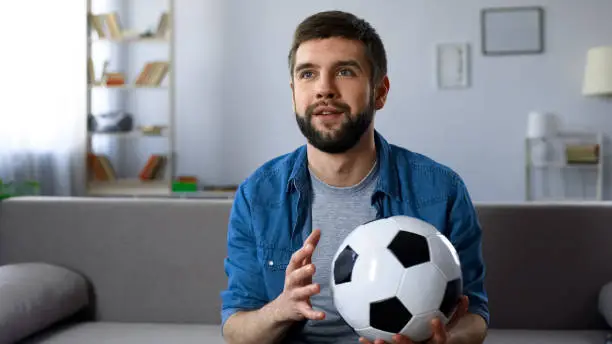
[
  {"left": 374, "top": 75, "right": 390, "bottom": 110},
  {"left": 290, "top": 81, "right": 296, "bottom": 112}
]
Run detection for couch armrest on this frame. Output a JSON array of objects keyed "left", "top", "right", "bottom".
[{"left": 0, "top": 262, "right": 90, "bottom": 344}]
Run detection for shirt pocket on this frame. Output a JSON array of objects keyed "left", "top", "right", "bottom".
[
  {"left": 257, "top": 246, "right": 293, "bottom": 272},
  {"left": 256, "top": 246, "right": 294, "bottom": 299}
]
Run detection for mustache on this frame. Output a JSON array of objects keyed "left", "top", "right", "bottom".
[{"left": 305, "top": 101, "right": 351, "bottom": 116}]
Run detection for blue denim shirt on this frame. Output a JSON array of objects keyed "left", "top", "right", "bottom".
[{"left": 221, "top": 131, "right": 489, "bottom": 332}]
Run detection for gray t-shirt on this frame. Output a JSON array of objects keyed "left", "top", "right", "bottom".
[{"left": 290, "top": 161, "right": 379, "bottom": 344}]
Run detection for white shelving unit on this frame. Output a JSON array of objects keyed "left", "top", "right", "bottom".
[
  {"left": 86, "top": 0, "right": 175, "bottom": 197},
  {"left": 525, "top": 131, "right": 604, "bottom": 201}
]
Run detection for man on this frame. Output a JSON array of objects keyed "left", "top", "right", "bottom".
[{"left": 220, "top": 10, "right": 489, "bottom": 344}]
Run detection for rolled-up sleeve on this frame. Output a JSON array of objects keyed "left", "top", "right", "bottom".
[
  {"left": 220, "top": 182, "right": 268, "bottom": 332},
  {"left": 447, "top": 177, "right": 490, "bottom": 326}
]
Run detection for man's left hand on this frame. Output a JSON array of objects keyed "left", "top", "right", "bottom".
[{"left": 358, "top": 295, "right": 469, "bottom": 344}]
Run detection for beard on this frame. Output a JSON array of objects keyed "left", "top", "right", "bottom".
[{"left": 295, "top": 96, "right": 375, "bottom": 154}]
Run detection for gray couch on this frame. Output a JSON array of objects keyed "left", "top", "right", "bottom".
[{"left": 0, "top": 196, "right": 611, "bottom": 343}]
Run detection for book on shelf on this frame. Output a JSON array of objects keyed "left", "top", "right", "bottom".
[
  {"left": 88, "top": 58, "right": 96, "bottom": 84},
  {"left": 88, "top": 153, "right": 117, "bottom": 181},
  {"left": 139, "top": 155, "right": 167, "bottom": 181},
  {"left": 88, "top": 59, "right": 170, "bottom": 87},
  {"left": 565, "top": 144, "right": 600, "bottom": 164},
  {"left": 88, "top": 12, "right": 122, "bottom": 39},
  {"left": 88, "top": 153, "right": 168, "bottom": 185},
  {"left": 88, "top": 11, "right": 170, "bottom": 41},
  {"left": 104, "top": 72, "right": 126, "bottom": 86},
  {"left": 105, "top": 12, "right": 123, "bottom": 39},
  {"left": 88, "top": 13, "right": 107, "bottom": 39},
  {"left": 135, "top": 61, "right": 169, "bottom": 86},
  {"left": 156, "top": 12, "right": 170, "bottom": 38}
]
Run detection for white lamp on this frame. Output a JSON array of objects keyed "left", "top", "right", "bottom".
[
  {"left": 583, "top": 46, "right": 612, "bottom": 96},
  {"left": 526, "top": 111, "right": 560, "bottom": 139}
]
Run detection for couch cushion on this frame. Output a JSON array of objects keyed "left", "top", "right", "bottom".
[
  {"left": 22, "top": 326, "right": 611, "bottom": 344},
  {"left": 484, "top": 329, "right": 609, "bottom": 344},
  {"left": 0, "top": 197, "right": 232, "bottom": 324},
  {"left": 0, "top": 262, "right": 89, "bottom": 344},
  {"left": 21, "top": 322, "right": 224, "bottom": 344},
  {"left": 599, "top": 281, "right": 612, "bottom": 327}
]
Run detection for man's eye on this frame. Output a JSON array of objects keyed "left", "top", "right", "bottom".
[
  {"left": 300, "top": 71, "right": 314, "bottom": 79},
  {"left": 338, "top": 69, "right": 355, "bottom": 77}
]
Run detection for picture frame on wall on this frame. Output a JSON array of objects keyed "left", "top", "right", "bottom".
[
  {"left": 481, "top": 6, "right": 545, "bottom": 56},
  {"left": 436, "top": 43, "right": 470, "bottom": 89}
]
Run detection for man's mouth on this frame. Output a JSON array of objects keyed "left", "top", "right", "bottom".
[{"left": 314, "top": 107, "right": 344, "bottom": 116}]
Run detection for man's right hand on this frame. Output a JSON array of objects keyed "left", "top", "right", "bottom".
[{"left": 271, "top": 228, "right": 325, "bottom": 323}]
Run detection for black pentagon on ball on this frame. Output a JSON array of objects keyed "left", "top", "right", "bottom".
[
  {"left": 334, "top": 245, "right": 358, "bottom": 285},
  {"left": 387, "top": 231, "right": 430, "bottom": 268},
  {"left": 440, "top": 278, "right": 463, "bottom": 318},
  {"left": 370, "top": 296, "right": 412, "bottom": 333}
]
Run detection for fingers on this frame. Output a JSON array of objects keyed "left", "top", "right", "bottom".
[
  {"left": 287, "top": 229, "right": 321, "bottom": 274},
  {"left": 305, "top": 228, "right": 322, "bottom": 246},
  {"left": 286, "top": 263, "right": 316, "bottom": 288},
  {"left": 447, "top": 295, "right": 469, "bottom": 329},
  {"left": 429, "top": 318, "right": 447, "bottom": 344},
  {"left": 289, "top": 283, "right": 320, "bottom": 300},
  {"left": 392, "top": 335, "right": 414, "bottom": 344},
  {"left": 295, "top": 301, "right": 325, "bottom": 320},
  {"left": 358, "top": 336, "right": 413, "bottom": 344},
  {"left": 302, "top": 229, "right": 321, "bottom": 265},
  {"left": 287, "top": 243, "right": 315, "bottom": 275}
]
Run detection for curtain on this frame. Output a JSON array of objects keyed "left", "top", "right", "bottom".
[{"left": 0, "top": 1, "right": 88, "bottom": 196}]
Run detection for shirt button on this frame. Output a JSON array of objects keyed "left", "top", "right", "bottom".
[{"left": 268, "top": 260, "right": 274, "bottom": 266}]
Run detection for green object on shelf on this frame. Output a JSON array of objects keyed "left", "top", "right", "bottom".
[
  {"left": 0, "top": 179, "right": 41, "bottom": 199},
  {"left": 172, "top": 181, "right": 198, "bottom": 192}
]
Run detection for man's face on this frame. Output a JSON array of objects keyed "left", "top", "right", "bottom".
[{"left": 291, "top": 37, "right": 383, "bottom": 154}]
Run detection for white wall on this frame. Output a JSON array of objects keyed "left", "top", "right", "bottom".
[
  {"left": 173, "top": 0, "right": 227, "bottom": 184},
  {"left": 173, "top": 0, "right": 612, "bottom": 202}
]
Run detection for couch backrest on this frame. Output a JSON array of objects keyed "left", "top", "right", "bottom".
[
  {"left": 477, "top": 203, "right": 612, "bottom": 330},
  {"left": 1, "top": 197, "right": 611, "bottom": 330},
  {"left": 0, "top": 196, "right": 231, "bottom": 325}
]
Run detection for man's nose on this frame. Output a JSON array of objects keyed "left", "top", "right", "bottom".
[{"left": 315, "top": 74, "right": 338, "bottom": 99}]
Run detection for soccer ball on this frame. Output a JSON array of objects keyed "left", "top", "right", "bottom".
[{"left": 330, "top": 215, "right": 463, "bottom": 343}]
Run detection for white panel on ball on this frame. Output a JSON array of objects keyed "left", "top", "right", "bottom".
[
  {"left": 338, "top": 218, "right": 402, "bottom": 255},
  {"left": 401, "top": 310, "right": 446, "bottom": 342},
  {"left": 389, "top": 216, "right": 440, "bottom": 238},
  {"left": 396, "top": 262, "right": 447, "bottom": 315},
  {"left": 331, "top": 283, "right": 371, "bottom": 330},
  {"left": 427, "top": 234, "right": 462, "bottom": 280},
  {"left": 354, "top": 326, "right": 395, "bottom": 343},
  {"left": 349, "top": 249, "right": 405, "bottom": 303}
]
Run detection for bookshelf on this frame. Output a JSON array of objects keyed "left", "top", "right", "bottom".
[
  {"left": 86, "top": 0, "right": 175, "bottom": 197},
  {"left": 525, "top": 131, "right": 604, "bottom": 201}
]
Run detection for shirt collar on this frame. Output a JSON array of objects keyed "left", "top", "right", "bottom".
[{"left": 286, "top": 130, "right": 400, "bottom": 200}]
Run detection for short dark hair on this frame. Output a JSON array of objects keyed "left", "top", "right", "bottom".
[{"left": 288, "top": 10, "right": 387, "bottom": 85}]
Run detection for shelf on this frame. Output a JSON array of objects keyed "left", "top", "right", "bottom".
[
  {"left": 525, "top": 130, "right": 604, "bottom": 201},
  {"left": 87, "top": 179, "right": 236, "bottom": 199},
  {"left": 89, "top": 36, "right": 169, "bottom": 44},
  {"left": 89, "top": 84, "right": 168, "bottom": 90},
  {"left": 87, "top": 1, "right": 174, "bottom": 198},
  {"left": 88, "top": 179, "right": 170, "bottom": 196},
  {"left": 527, "top": 131, "right": 602, "bottom": 140},
  {"left": 531, "top": 162, "right": 600, "bottom": 169},
  {"left": 88, "top": 128, "right": 169, "bottom": 138}
]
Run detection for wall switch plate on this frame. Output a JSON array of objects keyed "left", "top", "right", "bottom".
[{"left": 436, "top": 43, "right": 470, "bottom": 89}]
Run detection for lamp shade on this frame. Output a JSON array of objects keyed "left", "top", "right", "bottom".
[
  {"left": 526, "top": 111, "right": 559, "bottom": 139},
  {"left": 583, "top": 46, "right": 612, "bottom": 96}
]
